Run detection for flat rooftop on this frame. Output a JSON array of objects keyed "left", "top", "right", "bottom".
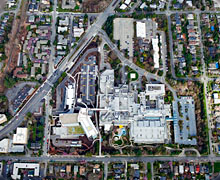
[
  {"left": 11, "top": 163, "right": 40, "bottom": 180},
  {"left": 59, "top": 113, "right": 79, "bottom": 126}
]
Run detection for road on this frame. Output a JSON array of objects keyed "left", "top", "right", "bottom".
[
  {"left": 43, "top": 92, "right": 52, "bottom": 156},
  {"left": 195, "top": 11, "right": 213, "bottom": 156},
  {"left": 167, "top": 14, "right": 176, "bottom": 79},
  {"left": 0, "top": 155, "right": 219, "bottom": 163},
  {"left": 48, "top": 0, "right": 57, "bottom": 76}
]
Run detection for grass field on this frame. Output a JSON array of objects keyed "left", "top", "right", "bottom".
[
  {"left": 68, "top": 126, "right": 84, "bottom": 135},
  {"left": 214, "top": 162, "right": 220, "bottom": 173}
]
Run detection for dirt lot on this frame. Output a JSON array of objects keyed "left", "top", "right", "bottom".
[
  {"left": 0, "top": 0, "right": 6, "bottom": 13},
  {"left": 82, "top": 0, "right": 111, "bottom": 13}
]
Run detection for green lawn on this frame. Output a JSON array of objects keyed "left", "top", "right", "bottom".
[
  {"left": 147, "top": 162, "right": 152, "bottom": 180},
  {"left": 68, "top": 126, "right": 84, "bottom": 135},
  {"left": 214, "top": 162, "right": 220, "bottom": 173}
]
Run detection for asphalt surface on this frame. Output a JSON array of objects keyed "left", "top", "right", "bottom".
[{"left": 0, "top": 155, "right": 219, "bottom": 163}]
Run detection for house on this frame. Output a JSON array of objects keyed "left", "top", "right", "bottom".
[
  {"left": 30, "top": 143, "right": 41, "bottom": 150},
  {"left": 173, "top": 3, "right": 182, "bottom": 9},
  {"left": 187, "top": 14, "right": 194, "bottom": 20},
  {"left": 58, "top": 26, "right": 68, "bottom": 33},
  {"left": 79, "top": 166, "right": 85, "bottom": 175},
  {"left": 150, "top": 4, "right": 157, "bottom": 9},
  {"left": 190, "top": 165, "right": 195, "bottom": 174},
  {"left": 179, "top": 165, "right": 184, "bottom": 174},
  {"left": 74, "top": 165, "right": 78, "bottom": 175},
  {"left": 140, "top": 2, "right": 148, "bottom": 9},
  {"left": 174, "top": 166, "right": 179, "bottom": 175},
  {"left": 66, "top": 165, "right": 71, "bottom": 173},
  {"left": 186, "top": 0, "right": 193, "bottom": 6},
  {"left": 28, "top": 15, "right": 35, "bottom": 23},
  {"left": 0, "top": 114, "right": 7, "bottom": 125},
  {"left": 213, "top": 93, "right": 220, "bottom": 104},
  {"left": 120, "top": 4, "right": 127, "bottom": 10},
  {"left": 13, "top": 67, "right": 28, "bottom": 79},
  {"left": 124, "top": 0, "right": 131, "bottom": 5},
  {"left": 216, "top": 122, "right": 220, "bottom": 129},
  {"left": 196, "top": 165, "right": 200, "bottom": 173}
]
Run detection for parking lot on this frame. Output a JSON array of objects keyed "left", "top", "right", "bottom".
[
  {"left": 0, "top": 0, "right": 6, "bottom": 13},
  {"left": 173, "top": 96, "right": 197, "bottom": 145}
]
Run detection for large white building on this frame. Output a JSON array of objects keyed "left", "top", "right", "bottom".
[
  {"left": 13, "top": 127, "right": 28, "bottom": 145},
  {"left": 152, "top": 36, "right": 160, "bottom": 69},
  {"left": 0, "top": 139, "right": 10, "bottom": 153},
  {"left": 136, "top": 21, "right": 146, "bottom": 38},
  {"left": 0, "top": 138, "right": 25, "bottom": 153},
  {"left": 11, "top": 163, "right": 40, "bottom": 179},
  {"left": 98, "top": 70, "right": 171, "bottom": 143},
  {"left": 78, "top": 108, "right": 98, "bottom": 139},
  {"left": 145, "top": 84, "right": 165, "bottom": 100},
  {"left": 53, "top": 109, "right": 98, "bottom": 140},
  {"left": 65, "top": 84, "right": 75, "bottom": 110}
]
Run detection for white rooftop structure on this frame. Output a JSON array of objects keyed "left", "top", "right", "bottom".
[
  {"left": 0, "top": 138, "right": 10, "bottom": 153},
  {"left": 130, "top": 119, "right": 167, "bottom": 143},
  {"left": 136, "top": 21, "right": 146, "bottom": 38},
  {"left": 120, "top": 4, "right": 127, "bottom": 9},
  {"left": 187, "top": 14, "right": 194, "bottom": 20},
  {"left": 59, "top": 113, "right": 79, "bottom": 126},
  {"left": 178, "top": 0, "right": 184, "bottom": 3},
  {"left": 150, "top": 4, "right": 157, "bottom": 9},
  {"left": 124, "top": 0, "right": 131, "bottom": 5},
  {"left": 179, "top": 165, "right": 184, "bottom": 174},
  {"left": 214, "top": 0, "right": 220, "bottom": 8},
  {"left": 58, "top": 26, "right": 68, "bottom": 33},
  {"left": 65, "top": 84, "right": 75, "bottom": 110},
  {"left": 0, "top": 138, "right": 25, "bottom": 153},
  {"left": 59, "top": 16, "right": 69, "bottom": 26},
  {"left": 145, "top": 84, "right": 165, "bottom": 100},
  {"left": 140, "top": 2, "right": 148, "bottom": 9},
  {"left": 13, "top": 127, "right": 28, "bottom": 144},
  {"left": 11, "top": 163, "right": 40, "bottom": 180},
  {"left": 99, "top": 69, "right": 114, "bottom": 94},
  {"left": 0, "top": 114, "right": 7, "bottom": 125},
  {"left": 130, "top": 73, "right": 136, "bottom": 79},
  {"left": 152, "top": 37, "right": 160, "bottom": 69},
  {"left": 186, "top": 0, "right": 193, "bottom": 7},
  {"left": 78, "top": 108, "right": 98, "bottom": 139},
  {"left": 73, "top": 27, "right": 84, "bottom": 37},
  {"left": 213, "top": 93, "right": 220, "bottom": 104}
]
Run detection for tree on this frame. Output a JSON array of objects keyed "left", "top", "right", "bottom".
[
  {"left": 26, "top": 112, "right": 32, "bottom": 118},
  {"left": 4, "top": 74, "right": 16, "bottom": 88}
]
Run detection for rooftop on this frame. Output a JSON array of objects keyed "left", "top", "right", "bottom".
[{"left": 13, "top": 127, "right": 28, "bottom": 145}]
